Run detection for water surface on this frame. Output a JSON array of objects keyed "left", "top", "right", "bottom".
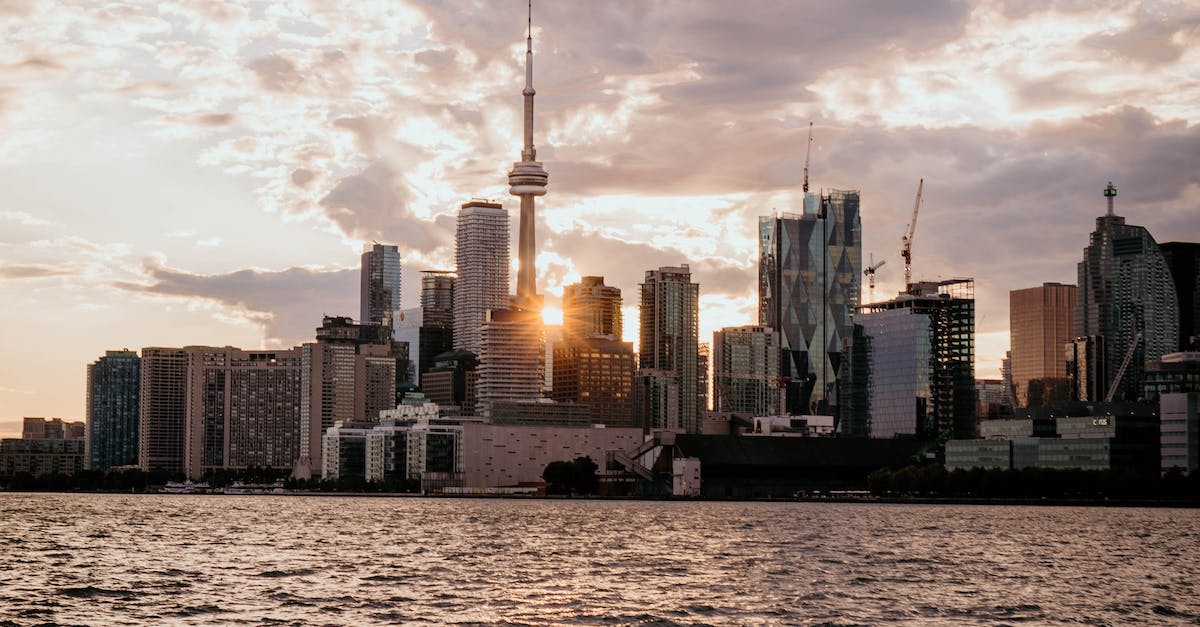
[{"left": 1, "top": 494, "right": 1198, "bottom": 625}]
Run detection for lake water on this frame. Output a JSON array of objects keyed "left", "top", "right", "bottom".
[{"left": 1, "top": 494, "right": 1198, "bottom": 625}]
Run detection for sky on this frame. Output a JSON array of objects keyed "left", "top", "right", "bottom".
[{"left": 1, "top": 0, "right": 1198, "bottom": 437}]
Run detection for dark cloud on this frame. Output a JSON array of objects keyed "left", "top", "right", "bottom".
[
  {"left": 544, "top": 228, "right": 753, "bottom": 300},
  {"left": 114, "top": 261, "right": 358, "bottom": 347},
  {"left": 291, "top": 168, "right": 315, "bottom": 187},
  {"left": 195, "top": 112, "right": 235, "bottom": 127},
  {"left": 319, "top": 161, "right": 452, "bottom": 253},
  {"left": 414, "top": 48, "right": 456, "bottom": 70},
  {"left": 1082, "top": 5, "right": 1200, "bottom": 64},
  {"left": 247, "top": 53, "right": 301, "bottom": 91}
]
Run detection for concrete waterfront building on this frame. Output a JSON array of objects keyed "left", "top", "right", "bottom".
[
  {"left": 712, "top": 326, "right": 781, "bottom": 417},
  {"left": 759, "top": 190, "right": 862, "bottom": 416},
  {"left": 461, "top": 422, "right": 643, "bottom": 489},
  {"left": 1009, "top": 283, "right": 1077, "bottom": 407},
  {"left": 139, "top": 347, "right": 189, "bottom": 473},
  {"left": 841, "top": 279, "right": 976, "bottom": 440},
  {"left": 638, "top": 265, "right": 701, "bottom": 433},
  {"left": 182, "top": 346, "right": 304, "bottom": 479},
  {"left": 1159, "top": 242, "right": 1200, "bottom": 351},
  {"left": 361, "top": 243, "right": 402, "bottom": 331},
  {"left": 562, "top": 276, "right": 622, "bottom": 341},
  {"left": 453, "top": 200, "right": 510, "bottom": 355},
  {"left": 296, "top": 316, "right": 398, "bottom": 478},
  {"left": 86, "top": 349, "right": 140, "bottom": 471},
  {"left": 476, "top": 308, "right": 544, "bottom": 417},
  {"left": 1073, "top": 182, "right": 1179, "bottom": 402}
]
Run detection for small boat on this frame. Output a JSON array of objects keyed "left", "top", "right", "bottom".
[
  {"left": 221, "top": 479, "right": 286, "bottom": 495},
  {"left": 159, "top": 480, "right": 213, "bottom": 494}
]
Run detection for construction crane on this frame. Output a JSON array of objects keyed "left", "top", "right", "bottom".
[
  {"left": 1104, "top": 330, "right": 1143, "bottom": 403},
  {"left": 863, "top": 253, "right": 887, "bottom": 303},
  {"left": 802, "top": 122, "right": 813, "bottom": 194},
  {"left": 901, "top": 178, "right": 924, "bottom": 289}
]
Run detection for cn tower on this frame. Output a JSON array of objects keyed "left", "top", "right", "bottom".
[{"left": 508, "top": 0, "right": 548, "bottom": 312}]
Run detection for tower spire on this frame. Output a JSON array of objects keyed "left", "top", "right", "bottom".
[
  {"left": 509, "top": 0, "right": 548, "bottom": 311},
  {"left": 1104, "top": 181, "right": 1117, "bottom": 217}
]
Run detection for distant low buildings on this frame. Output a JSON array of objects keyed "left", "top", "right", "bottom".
[{"left": 1, "top": 417, "right": 86, "bottom": 478}]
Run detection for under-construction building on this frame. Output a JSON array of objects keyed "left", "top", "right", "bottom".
[{"left": 840, "top": 279, "right": 976, "bottom": 440}]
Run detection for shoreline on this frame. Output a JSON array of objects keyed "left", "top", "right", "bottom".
[{"left": 2, "top": 489, "right": 1198, "bottom": 508}]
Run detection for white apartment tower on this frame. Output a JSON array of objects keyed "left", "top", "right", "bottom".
[{"left": 453, "top": 200, "right": 510, "bottom": 355}]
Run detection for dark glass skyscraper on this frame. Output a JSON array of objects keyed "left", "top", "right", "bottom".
[
  {"left": 86, "top": 349, "right": 140, "bottom": 471},
  {"left": 1159, "top": 242, "right": 1200, "bottom": 351},
  {"left": 360, "top": 243, "right": 401, "bottom": 329},
  {"left": 759, "top": 190, "right": 861, "bottom": 416},
  {"left": 1074, "top": 183, "right": 1178, "bottom": 401}
]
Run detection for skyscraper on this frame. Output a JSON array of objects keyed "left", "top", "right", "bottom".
[
  {"left": 759, "top": 190, "right": 862, "bottom": 416},
  {"left": 554, "top": 276, "right": 634, "bottom": 426},
  {"left": 508, "top": 1, "right": 549, "bottom": 314},
  {"left": 638, "top": 265, "right": 700, "bottom": 433},
  {"left": 1159, "top": 242, "right": 1200, "bottom": 351},
  {"left": 713, "top": 326, "right": 781, "bottom": 417},
  {"left": 418, "top": 270, "right": 456, "bottom": 383},
  {"left": 139, "top": 347, "right": 189, "bottom": 473},
  {"left": 562, "top": 276, "right": 622, "bottom": 341},
  {"left": 842, "top": 279, "right": 976, "bottom": 440},
  {"left": 453, "top": 200, "right": 510, "bottom": 355},
  {"left": 86, "top": 349, "right": 140, "bottom": 471},
  {"left": 360, "top": 243, "right": 401, "bottom": 329},
  {"left": 1074, "top": 182, "right": 1179, "bottom": 402},
  {"left": 1009, "top": 283, "right": 1077, "bottom": 407}
]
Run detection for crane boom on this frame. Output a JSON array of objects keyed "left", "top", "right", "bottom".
[
  {"left": 802, "top": 122, "right": 813, "bottom": 194},
  {"left": 901, "top": 178, "right": 924, "bottom": 288},
  {"left": 863, "top": 254, "right": 887, "bottom": 303},
  {"left": 1104, "top": 330, "right": 1143, "bottom": 403}
]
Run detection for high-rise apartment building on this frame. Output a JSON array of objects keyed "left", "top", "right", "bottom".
[
  {"left": 86, "top": 349, "right": 140, "bottom": 471},
  {"left": 713, "top": 326, "right": 781, "bottom": 417},
  {"left": 139, "top": 347, "right": 190, "bottom": 473},
  {"left": 475, "top": 308, "right": 544, "bottom": 417},
  {"left": 360, "top": 243, "right": 401, "bottom": 329},
  {"left": 296, "top": 317, "right": 397, "bottom": 477},
  {"left": 1009, "top": 283, "right": 1077, "bottom": 407},
  {"left": 638, "top": 265, "right": 700, "bottom": 433},
  {"left": 453, "top": 200, "right": 510, "bottom": 355},
  {"left": 183, "top": 346, "right": 303, "bottom": 479},
  {"left": 1160, "top": 242, "right": 1200, "bottom": 351},
  {"left": 1073, "top": 183, "right": 1178, "bottom": 402},
  {"left": 759, "top": 190, "right": 862, "bottom": 416},
  {"left": 841, "top": 279, "right": 976, "bottom": 440}
]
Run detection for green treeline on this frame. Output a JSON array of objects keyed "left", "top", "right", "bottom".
[{"left": 867, "top": 465, "right": 1200, "bottom": 500}]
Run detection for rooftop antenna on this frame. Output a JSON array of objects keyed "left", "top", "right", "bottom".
[
  {"left": 1104, "top": 181, "right": 1117, "bottom": 217},
  {"left": 802, "top": 122, "right": 813, "bottom": 194}
]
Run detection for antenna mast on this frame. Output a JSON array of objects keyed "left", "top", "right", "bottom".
[{"left": 802, "top": 122, "right": 813, "bottom": 194}]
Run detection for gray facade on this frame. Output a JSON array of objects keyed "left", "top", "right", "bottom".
[
  {"left": 639, "top": 266, "right": 700, "bottom": 432},
  {"left": 759, "top": 190, "right": 861, "bottom": 416},
  {"left": 1074, "top": 183, "right": 1179, "bottom": 401}
]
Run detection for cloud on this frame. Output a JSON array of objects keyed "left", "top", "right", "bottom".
[
  {"left": 319, "top": 161, "right": 453, "bottom": 253},
  {"left": 113, "top": 261, "right": 359, "bottom": 347},
  {"left": 0, "top": 263, "right": 78, "bottom": 279}
]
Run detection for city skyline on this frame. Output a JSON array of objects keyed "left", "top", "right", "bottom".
[{"left": 2, "top": 1, "right": 1199, "bottom": 436}]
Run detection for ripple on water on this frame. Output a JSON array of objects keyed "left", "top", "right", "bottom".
[{"left": 1, "top": 496, "right": 1198, "bottom": 625}]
